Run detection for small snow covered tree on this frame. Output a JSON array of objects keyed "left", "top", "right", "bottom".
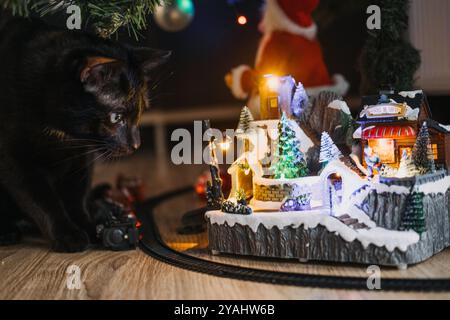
[
  {"left": 319, "top": 132, "right": 343, "bottom": 167},
  {"left": 271, "top": 113, "right": 308, "bottom": 179},
  {"left": 291, "top": 83, "right": 309, "bottom": 118},
  {"left": 236, "top": 106, "right": 254, "bottom": 133},
  {"left": 400, "top": 191, "right": 426, "bottom": 234},
  {"left": 412, "top": 122, "right": 436, "bottom": 174},
  {"left": 396, "top": 150, "right": 418, "bottom": 178}
]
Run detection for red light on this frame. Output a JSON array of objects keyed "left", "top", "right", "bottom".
[{"left": 237, "top": 15, "right": 247, "bottom": 25}]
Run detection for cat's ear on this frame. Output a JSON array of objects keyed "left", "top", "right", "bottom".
[
  {"left": 132, "top": 47, "right": 171, "bottom": 79},
  {"left": 80, "top": 57, "right": 123, "bottom": 88}
]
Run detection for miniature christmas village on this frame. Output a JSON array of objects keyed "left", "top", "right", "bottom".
[{"left": 205, "top": 75, "right": 450, "bottom": 268}]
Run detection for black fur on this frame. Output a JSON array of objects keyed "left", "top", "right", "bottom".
[{"left": 0, "top": 15, "right": 170, "bottom": 252}]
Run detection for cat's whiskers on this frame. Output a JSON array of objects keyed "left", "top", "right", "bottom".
[
  {"left": 51, "top": 146, "right": 107, "bottom": 167},
  {"left": 68, "top": 148, "right": 111, "bottom": 178},
  {"left": 56, "top": 143, "right": 108, "bottom": 151}
]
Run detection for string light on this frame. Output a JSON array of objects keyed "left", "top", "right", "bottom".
[
  {"left": 219, "top": 135, "right": 232, "bottom": 151},
  {"left": 266, "top": 76, "right": 280, "bottom": 91},
  {"left": 237, "top": 15, "right": 248, "bottom": 25}
]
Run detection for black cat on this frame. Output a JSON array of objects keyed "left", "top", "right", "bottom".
[{"left": 0, "top": 14, "right": 170, "bottom": 252}]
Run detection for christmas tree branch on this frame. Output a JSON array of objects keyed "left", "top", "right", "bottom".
[{"left": 2, "top": 0, "right": 172, "bottom": 39}]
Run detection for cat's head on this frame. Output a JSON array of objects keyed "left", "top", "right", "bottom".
[{"left": 50, "top": 46, "right": 171, "bottom": 157}]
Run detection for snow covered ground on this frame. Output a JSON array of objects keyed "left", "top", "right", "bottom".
[{"left": 206, "top": 207, "right": 420, "bottom": 253}]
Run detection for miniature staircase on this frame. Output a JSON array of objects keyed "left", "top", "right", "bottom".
[{"left": 336, "top": 214, "right": 370, "bottom": 230}]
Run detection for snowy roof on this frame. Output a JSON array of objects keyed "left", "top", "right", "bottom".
[
  {"left": 425, "top": 118, "right": 450, "bottom": 134},
  {"left": 358, "top": 91, "right": 431, "bottom": 123}
]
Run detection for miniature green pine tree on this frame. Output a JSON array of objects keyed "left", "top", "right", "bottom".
[
  {"left": 271, "top": 113, "right": 308, "bottom": 179},
  {"left": 400, "top": 192, "right": 426, "bottom": 234},
  {"left": 319, "top": 132, "right": 343, "bottom": 167},
  {"left": 236, "top": 106, "right": 254, "bottom": 133},
  {"left": 412, "top": 122, "right": 436, "bottom": 174}
]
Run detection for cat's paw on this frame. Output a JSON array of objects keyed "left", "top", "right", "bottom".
[{"left": 52, "top": 228, "right": 90, "bottom": 253}]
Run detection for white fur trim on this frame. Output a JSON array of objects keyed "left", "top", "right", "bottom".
[
  {"left": 261, "top": 0, "right": 317, "bottom": 40},
  {"left": 305, "top": 74, "right": 350, "bottom": 97},
  {"left": 230, "top": 65, "right": 251, "bottom": 100}
]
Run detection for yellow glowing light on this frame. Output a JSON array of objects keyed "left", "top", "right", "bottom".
[
  {"left": 219, "top": 135, "right": 232, "bottom": 151},
  {"left": 167, "top": 242, "right": 198, "bottom": 251},
  {"left": 244, "top": 168, "right": 251, "bottom": 175},
  {"left": 368, "top": 139, "right": 395, "bottom": 164},
  {"left": 266, "top": 76, "right": 280, "bottom": 91},
  {"left": 220, "top": 141, "right": 231, "bottom": 150},
  {"left": 237, "top": 15, "right": 248, "bottom": 25}
]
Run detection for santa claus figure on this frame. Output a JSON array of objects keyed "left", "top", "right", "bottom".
[{"left": 226, "top": 0, "right": 349, "bottom": 117}]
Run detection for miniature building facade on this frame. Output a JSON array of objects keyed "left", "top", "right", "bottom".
[
  {"left": 259, "top": 75, "right": 307, "bottom": 121},
  {"left": 357, "top": 91, "right": 450, "bottom": 171}
]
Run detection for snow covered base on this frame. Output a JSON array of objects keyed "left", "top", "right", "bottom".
[{"left": 206, "top": 201, "right": 450, "bottom": 266}]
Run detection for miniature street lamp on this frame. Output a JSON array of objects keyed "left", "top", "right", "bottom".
[{"left": 203, "top": 120, "right": 225, "bottom": 210}]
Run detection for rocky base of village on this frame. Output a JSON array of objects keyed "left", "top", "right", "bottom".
[{"left": 207, "top": 221, "right": 449, "bottom": 267}]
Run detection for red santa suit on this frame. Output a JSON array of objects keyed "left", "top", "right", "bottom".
[{"left": 229, "top": 0, "right": 349, "bottom": 116}]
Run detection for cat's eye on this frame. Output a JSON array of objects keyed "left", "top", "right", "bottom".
[{"left": 110, "top": 113, "right": 124, "bottom": 124}]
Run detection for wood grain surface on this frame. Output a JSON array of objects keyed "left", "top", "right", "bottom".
[{"left": 1, "top": 152, "right": 450, "bottom": 299}]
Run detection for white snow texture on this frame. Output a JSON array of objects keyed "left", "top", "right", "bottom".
[{"left": 206, "top": 209, "right": 419, "bottom": 252}]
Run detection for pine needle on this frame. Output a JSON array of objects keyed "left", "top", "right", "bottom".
[{"left": 2, "top": 0, "right": 171, "bottom": 40}]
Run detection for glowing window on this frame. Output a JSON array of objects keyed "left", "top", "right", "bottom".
[
  {"left": 269, "top": 97, "right": 278, "bottom": 109},
  {"left": 368, "top": 139, "right": 395, "bottom": 164},
  {"left": 432, "top": 144, "right": 438, "bottom": 160}
]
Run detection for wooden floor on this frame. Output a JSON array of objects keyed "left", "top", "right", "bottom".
[{"left": 1, "top": 152, "right": 450, "bottom": 299}]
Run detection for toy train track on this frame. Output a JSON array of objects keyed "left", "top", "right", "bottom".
[{"left": 138, "top": 187, "right": 450, "bottom": 292}]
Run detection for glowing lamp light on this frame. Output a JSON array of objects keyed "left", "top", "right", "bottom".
[
  {"left": 237, "top": 15, "right": 248, "bottom": 25},
  {"left": 220, "top": 141, "right": 231, "bottom": 151},
  {"left": 266, "top": 76, "right": 280, "bottom": 91},
  {"left": 219, "top": 135, "right": 232, "bottom": 151}
]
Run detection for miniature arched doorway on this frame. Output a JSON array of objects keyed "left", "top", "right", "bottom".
[
  {"left": 236, "top": 166, "right": 253, "bottom": 199},
  {"left": 327, "top": 173, "right": 343, "bottom": 216}
]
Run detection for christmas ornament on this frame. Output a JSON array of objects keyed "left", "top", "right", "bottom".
[{"left": 154, "top": 0, "right": 195, "bottom": 32}]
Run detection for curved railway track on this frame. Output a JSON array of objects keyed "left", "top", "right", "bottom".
[{"left": 138, "top": 187, "right": 450, "bottom": 292}]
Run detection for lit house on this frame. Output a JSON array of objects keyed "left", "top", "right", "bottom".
[
  {"left": 356, "top": 90, "right": 450, "bottom": 171},
  {"left": 259, "top": 75, "right": 308, "bottom": 120}
]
